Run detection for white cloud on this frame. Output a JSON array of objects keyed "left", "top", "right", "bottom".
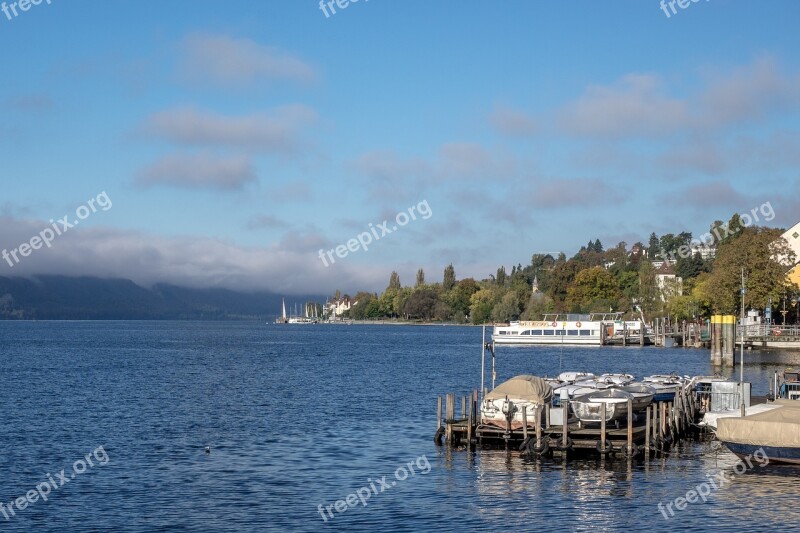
[
  {"left": 489, "top": 105, "right": 537, "bottom": 137},
  {"left": 140, "top": 105, "right": 318, "bottom": 154},
  {"left": 135, "top": 153, "right": 257, "bottom": 190},
  {"left": 179, "top": 33, "right": 316, "bottom": 87},
  {"left": 0, "top": 216, "right": 384, "bottom": 294}
]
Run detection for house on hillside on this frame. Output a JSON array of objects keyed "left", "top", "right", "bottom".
[
  {"left": 656, "top": 263, "right": 683, "bottom": 301},
  {"left": 776, "top": 221, "right": 800, "bottom": 286}
]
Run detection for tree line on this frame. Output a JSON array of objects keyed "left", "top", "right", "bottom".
[{"left": 336, "top": 213, "right": 798, "bottom": 324}]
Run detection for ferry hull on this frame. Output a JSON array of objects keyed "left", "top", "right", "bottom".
[{"left": 492, "top": 336, "right": 602, "bottom": 346}]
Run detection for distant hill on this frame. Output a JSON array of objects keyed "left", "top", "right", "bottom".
[{"left": 0, "top": 276, "right": 323, "bottom": 320}]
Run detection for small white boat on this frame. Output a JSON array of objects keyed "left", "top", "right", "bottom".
[
  {"left": 558, "top": 371, "right": 596, "bottom": 383},
  {"left": 643, "top": 374, "right": 687, "bottom": 402},
  {"left": 616, "top": 383, "right": 655, "bottom": 411},
  {"left": 599, "top": 373, "right": 634, "bottom": 385},
  {"left": 570, "top": 389, "right": 634, "bottom": 424},
  {"left": 480, "top": 375, "right": 553, "bottom": 430}
]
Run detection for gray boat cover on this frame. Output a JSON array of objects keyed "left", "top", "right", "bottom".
[
  {"left": 716, "top": 400, "right": 800, "bottom": 447},
  {"left": 485, "top": 375, "right": 553, "bottom": 403}
]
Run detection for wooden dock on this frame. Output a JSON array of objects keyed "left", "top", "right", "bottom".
[{"left": 435, "top": 386, "right": 699, "bottom": 460}]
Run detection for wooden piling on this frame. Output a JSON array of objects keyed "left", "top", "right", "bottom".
[
  {"left": 627, "top": 398, "right": 633, "bottom": 454},
  {"left": 462, "top": 396, "right": 467, "bottom": 420},
  {"left": 535, "top": 405, "right": 542, "bottom": 448},
  {"left": 467, "top": 396, "right": 473, "bottom": 446},
  {"left": 545, "top": 403, "right": 551, "bottom": 429},
  {"left": 446, "top": 394, "right": 454, "bottom": 443},
  {"left": 437, "top": 395, "right": 442, "bottom": 432},
  {"left": 600, "top": 403, "right": 607, "bottom": 453},
  {"left": 645, "top": 405, "right": 651, "bottom": 455},
  {"left": 622, "top": 321, "right": 627, "bottom": 347},
  {"left": 522, "top": 405, "right": 528, "bottom": 441},
  {"left": 660, "top": 402, "right": 666, "bottom": 441},
  {"left": 562, "top": 401, "right": 568, "bottom": 451}
]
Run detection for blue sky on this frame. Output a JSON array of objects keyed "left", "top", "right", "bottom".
[{"left": 1, "top": 0, "right": 799, "bottom": 294}]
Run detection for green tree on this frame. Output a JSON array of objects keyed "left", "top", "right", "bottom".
[
  {"left": 648, "top": 233, "right": 659, "bottom": 259},
  {"left": 469, "top": 288, "right": 497, "bottom": 324},
  {"left": 443, "top": 264, "right": 456, "bottom": 291},
  {"left": 388, "top": 271, "right": 401, "bottom": 290},
  {"left": 447, "top": 278, "right": 479, "bottom": 320},
  {"left": 496, "top": 266, "right": 507, "bottom": 286},
  {"left": 638, "top": 261, "right": 660, "bottom": 317},
  {"left": 415, "top": 268, "right": 425, "bottom": 288},
  {"left": 402, "top": 288, "right": 437, "bottom": 320},
  {"left": 491, "top": 291, "right": 520, "bottom": 322}
]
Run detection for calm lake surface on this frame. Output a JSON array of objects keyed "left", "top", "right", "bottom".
[{"left": 0, "top": 322, "right": 798, "bottom": 532}]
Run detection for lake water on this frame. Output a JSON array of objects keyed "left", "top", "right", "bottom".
[{"left": 0, "top": 322, "right": 798, "bottom": 532}]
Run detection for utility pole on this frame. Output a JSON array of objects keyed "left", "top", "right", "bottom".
[{"left": 740, "top": 268, "right": 746, "bottom": 418}]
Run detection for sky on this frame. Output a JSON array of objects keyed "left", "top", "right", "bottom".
[{"left": 1, "top": 0, "right": 799, "bottom": 295}]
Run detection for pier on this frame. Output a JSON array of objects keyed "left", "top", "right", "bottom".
[{"left": 435, "top": 385, "right": 699, "bottom": 460}]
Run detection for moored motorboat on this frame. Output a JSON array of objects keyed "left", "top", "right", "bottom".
[
  {"left": 616, "top": 383, "right": 655, "bottom": 411},
  {"left": 558, "top": 371, "right": 596, "bottom": 383},
  {"left": 480, "top": 375, "right": 553, "bottom": 430},
  {"left": 643, "top": 374, "right": 687, "bottom": 402},
  {"left": 570, "top": 389, "right": 634, "bottom": 424},
  {"left": 716, "top": 399, "right": 800, "bottom": 464}
]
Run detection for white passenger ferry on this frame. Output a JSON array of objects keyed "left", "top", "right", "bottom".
[{"left": 492, "top": 314, "right": 609, "bottom": 345}]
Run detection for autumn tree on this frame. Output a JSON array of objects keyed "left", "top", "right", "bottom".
[
  {"left": 566, "top": 266, "right": 621, "bottom": 312},
  {"left": 703, "top": 227, "right": 797, "bottom": 314}
]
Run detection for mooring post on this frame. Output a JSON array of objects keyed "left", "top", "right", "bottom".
[
  {"left": 660, "top": 402, "right": 666, "bottom": 441},
  {"left": 522, "top": 405, "right": 528, "bottom": 441},
  {"left": 545, "top": 403, "right": 551, "bottom": 429},
  {"left": 645, "top": 405, "right": 651, "bottom": 456},
  {"left": 437, "top": 395, "right": 442, "bottom": 432},
  {"left": 653, "top": 402, "right": 659, "bottom": 446},
  {"left": 446, "top": 393, "right": 454, "bottom": 444},
  {"left": 467, "top": 396, "right": 473, "bottom": 447},
  {"left": 627, "top": 398, "right": 633, "bottom": 454},
  {"left": 622, "top": 321, "right": 627, "bottom": 347},
  {"left": 535, "top": 405, "right": 542, "bottom": 447},
  {"left": 462, "top": 396, "right": 467, "bottom": 420},
  {"left": 562, "top": 401, "right": 568, "bottom": 451},
  {"left": 600, "top": 403, "right": 607, "bottom": 454}
]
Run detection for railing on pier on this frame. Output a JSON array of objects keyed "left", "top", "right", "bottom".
[{"left": 744, "top": 324, "right": 800, "bottom": 338}]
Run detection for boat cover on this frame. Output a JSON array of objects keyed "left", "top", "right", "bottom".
[
  {"left": 716, "top": 400, "right": 800, "bottom": 447},
  {"left": 485, "top": 375, "right": 553, "bottom": 403}
]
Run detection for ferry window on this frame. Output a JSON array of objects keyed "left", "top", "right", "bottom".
[
  {"left": 579, "top": 330, "right": 591, "bottom": 336},
  {"left": 532, "top": 330, "right": 542, "bottom": 335},
  {"left": 521, "top": 330, "right": 531, "bottom": 336},
  {"left": 567, "top": 330, "right": 578, "bottom": 336},
  {"left": 555, "top": 330, "right": 565, "bottom": 336},
  {"left": 543, "top": 330, "right": 554, "bottom": 336}
]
